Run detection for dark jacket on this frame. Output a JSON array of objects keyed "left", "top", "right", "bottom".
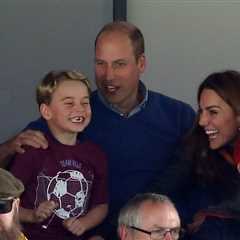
[{"left": 150, "top": 149, "right": 240, "bottom": 240}]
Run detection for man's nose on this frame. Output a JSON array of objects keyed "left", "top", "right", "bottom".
[
  {"left": 164, "top": 231, "right": 174, "bottom": 240},
  {"left": 106, "top": 66, "right": 114, "bottom": 81}
]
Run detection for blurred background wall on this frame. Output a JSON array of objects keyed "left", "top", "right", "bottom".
[
  {"left": 128, "top": 0, "right": 240, "bottom": 108},
  {"left": 1, "top": 0, "right": 240, "bottom": 142},
  {"left": 0, "top": 0, "right": 112, "bottom": 141}
]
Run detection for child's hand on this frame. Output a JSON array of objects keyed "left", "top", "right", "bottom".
[
  {"left": 33, "top": 200, "right": 57, "bottom": 223},
  {"left": 63, "top": 216, "right": 87, "bottom": 236}
]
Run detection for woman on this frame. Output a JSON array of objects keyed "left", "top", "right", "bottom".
[{"left": 152, "top": 70, "right": 240, "bottom": 239}]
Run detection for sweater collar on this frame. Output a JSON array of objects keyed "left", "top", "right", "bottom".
[{"left": 97, "top": 81, "right": 148, "bottom": 118}]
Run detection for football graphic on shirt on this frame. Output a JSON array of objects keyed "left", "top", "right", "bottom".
[{"left": 46, "top": 170, "right": 89, "bottom": 219}]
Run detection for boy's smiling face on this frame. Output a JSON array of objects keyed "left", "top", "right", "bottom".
[{"left": 40, "top": 80, "right": 91, "bottom": 143}]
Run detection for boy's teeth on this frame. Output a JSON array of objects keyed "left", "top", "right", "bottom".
[{"left": 71, "top": 116, "right": 84, "bottom": 123}]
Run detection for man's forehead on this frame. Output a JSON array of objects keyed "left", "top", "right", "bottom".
[
  {"left": 97, "top": 30, "right": 130, "bottom": 42},
  {"left": 139, "top": 201, "right": 180, "bottom": 228},
  {"left": 96, "top": 32, "right": 133, "bottom": 51},
  {"left": 95, "top": 32, "right": 137, "bottom": 64}
]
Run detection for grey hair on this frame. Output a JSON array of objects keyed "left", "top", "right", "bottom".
[{"left": 118, "top": 193, "right": 174, "bottom": 228}]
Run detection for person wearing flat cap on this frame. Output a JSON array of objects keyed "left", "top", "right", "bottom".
[{"left": 0, "top": 168, "right": 27, "bottom": 240}]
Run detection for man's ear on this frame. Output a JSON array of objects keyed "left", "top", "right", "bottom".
[
  {"left": 137, "top": 54, "right": 146, "bottom": 73},
  {"left": 118, "top": 225, "right": 131, "bottom": 240},
  {"left": 13, "top": 198, "right": 20, "bottom": 214},
  {"left": 14, "top": 198, "right": 20, "bottom": 208},
  {"left": 40, "top": 103, "right": 52, "bottom": 120}
]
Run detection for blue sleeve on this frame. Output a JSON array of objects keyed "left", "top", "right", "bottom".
[
  {"left": 179, "top": 102, "right": 196, "bottom": 136},
  {"left": 24, "top": 117, "right": 50, "bottom": 134}
]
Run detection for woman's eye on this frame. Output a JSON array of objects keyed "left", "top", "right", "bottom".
[{"left": 209, "top": 110, "right": 218, "bottom": 115}]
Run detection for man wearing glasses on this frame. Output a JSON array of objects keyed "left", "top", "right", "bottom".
[
  {"left": 0, "top": 168, "right": 27, "bottom": 240},
  {"left": 118, "top": 193, "right": 183, "bottom": 240}
]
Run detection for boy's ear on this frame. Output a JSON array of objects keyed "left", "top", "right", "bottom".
[{"left": 40, "top": 103, "right": 52, "bottom": 120}]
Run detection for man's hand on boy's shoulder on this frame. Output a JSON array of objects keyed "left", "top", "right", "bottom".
[
  {"left": 5, "top": 129, "right": 48, "bottom": 154},
  {"left": 0, "top": 129, "right": 48, "bottom": 166}
]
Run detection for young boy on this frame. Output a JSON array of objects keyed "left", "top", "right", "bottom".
[{"left": 10, "top": 71, "right": 108, "bottom": 240}]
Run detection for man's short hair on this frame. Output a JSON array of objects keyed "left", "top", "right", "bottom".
[
  {"left": 95, "top": 21, "right": 145, "bottom": 61},
  {"left": 118, "top": 193, "right": 174, "bottom": 228}
]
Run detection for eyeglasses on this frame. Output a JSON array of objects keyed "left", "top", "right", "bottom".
[
  {"left": 0, "top": 198, "right": 14, "bottom": 214},
  {"left": 129, "top": 225, "right": 184, "bottom": 240}
]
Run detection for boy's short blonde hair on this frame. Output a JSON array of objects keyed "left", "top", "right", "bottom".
[{"left": 36, "top": 70, "right": 91, "bottom": 107}]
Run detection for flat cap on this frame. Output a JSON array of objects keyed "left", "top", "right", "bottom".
[{"left": 0, "top": 168, "right": 24, "bottom": 199}]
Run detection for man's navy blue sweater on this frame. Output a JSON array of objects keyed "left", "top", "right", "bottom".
[{"left": 27, "top": 89, "right": 195, "bottom": 220}]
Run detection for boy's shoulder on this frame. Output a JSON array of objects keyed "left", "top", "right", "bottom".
[
  {"left": 14, "top": 144, "right": 47, "bottom": 162},
  {"left": 25, "top": 117, "right": 50, "bottom": 134}
]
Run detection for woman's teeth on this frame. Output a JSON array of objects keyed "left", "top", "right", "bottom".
[{"left": 205, "top": 129, "right": 219, "bottom": 139}]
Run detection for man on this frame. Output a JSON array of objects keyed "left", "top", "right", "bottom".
[
  {"left": 118, "top": 193, "right": 182, "bottom": 240},
  {"left": 0, "top": 168, "right": 27, "bottom": 240},
  {"left": 0, "top": 21, "right": 195, "bottom": 238}
]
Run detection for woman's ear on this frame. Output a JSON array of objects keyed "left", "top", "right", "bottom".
[
  {"left": 40, "top": 103, "right": 52, "bottom": 120},
  {"left": 237, "top": 116, "right": 240, "bottom": 131}
]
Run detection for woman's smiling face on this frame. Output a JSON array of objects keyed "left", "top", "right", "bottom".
[{"left": 198, "top": 88, "right": 239, "bottom": 150}]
